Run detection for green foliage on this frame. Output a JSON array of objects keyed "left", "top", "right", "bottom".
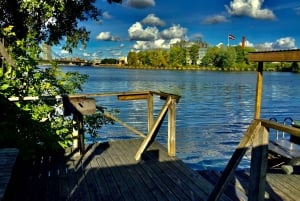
[
  {"left": 215, "top": 47, "right": 236, "bottom": 69},
  {"left": 84, "top": 106, "right": 118, "bottom": 139},
  {"left": 0, "top": 0, "right": 120, "bottom": 159},
  {"left": 188, "top": 44, "right": 200, "bottom": 65},
  {"left": 0, "top": 0, "right": 101, "bottom": 51},
  {"left": 101, "top": 58, "right": 118, "bottom": 64},
  {"left": 0, "top": 26, "right": 87, "bottom": 159},
  {"left": 291, "top": 62, "right": 300, "bottom": 73},
  {"left": 201, "top": 46, "right": 220, "bottom": 67},
  {"left": 169, "top": 45, "right": 187, "bottom": 67},
  {"left": 127, "top": 51, "right": 139, "bottom": 66}
]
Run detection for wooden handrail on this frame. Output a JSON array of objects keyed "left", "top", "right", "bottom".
[
  {"left": 208, "top": 119, "right": 263, "bottom": 201},
  {"left": 8, "top": 91, "right": 180, "bottom": 157},
  {"left": 260, "top": 119, "right": 300, "bottom": 137},
  {"left": 209, "top": 118, "right": 300, "bottom": 201}
]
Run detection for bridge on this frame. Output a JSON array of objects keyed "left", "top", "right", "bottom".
[
  {"left": 40, "top": 43, "right": 93, "bottom": 66},
  {"left": 39, "top": 58, "right": 93, "bottom": 66}
]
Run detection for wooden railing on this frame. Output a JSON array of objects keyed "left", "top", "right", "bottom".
[
  {"left": 8, "top": 91, "right": 180, "bottom": 159},
  {"left": 55, "top": 91, "right": 180, "bottom": 159},
  {"left": 208, "top": 119, "right": 300, "bottom": 201}
]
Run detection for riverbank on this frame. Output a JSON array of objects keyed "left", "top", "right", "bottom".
[{"left": 90, "top": 64, "right": 288, "bottom": 72}]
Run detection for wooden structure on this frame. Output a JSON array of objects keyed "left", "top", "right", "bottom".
[
  {"left": 6, "top": 139, "right": 300, "bottom": 201},
  {"left": 62, "top": 91, "right": 180, "bottom": 159},
  {"left": 0, "top": 148, "right": 18, "bottom": 200},
  {"left": 3, "top": 45, "right": 300, "bottom": 200},
  {"left": 249, "top": 49, "right": 300, "bottom": 119}
]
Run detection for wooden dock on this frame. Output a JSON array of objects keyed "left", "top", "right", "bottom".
[
  {"left": 3, "top": 139, "right": 300, "bottom": 201},
  {"left": 0, "top": 148, "right": 18, "bottom": 200}
]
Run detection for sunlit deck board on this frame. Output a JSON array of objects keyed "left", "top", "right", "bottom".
[
  {"left": 6, "top": 139, "right": 300, "bottom": 201},
  {"left": 266, "top": 173, "right": 300, "bottom": 200},
  {"left": 269, "top": 139, "right": 300, "bottom": 159}
]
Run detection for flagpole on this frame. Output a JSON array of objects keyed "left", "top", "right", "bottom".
[{"left": 227, "top": 33, "right": 229, "bottom": 47}]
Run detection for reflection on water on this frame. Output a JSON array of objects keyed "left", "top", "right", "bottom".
[{"left": 62, "top": 66, "right": 300, "bottom": 170}]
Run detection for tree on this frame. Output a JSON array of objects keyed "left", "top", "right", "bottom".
[
  {"left": 127, "top": 51, "right": 139, "bottom": 66},
  {"left": 0, "top": 0, "right": 121, "bottom": 51},
  {"left": 215, "top": 47, "right": 236, "bottom": 69},
  {"left": 0, "top": 0, "right": 120, "bottom": 158},
  {"left": 291, "top": 62, "right": 300, "bottom": 73},
  {"left": 201, "top": 46, "right": 219, "bottom": 66},
  {"left": 169, "top": 45, "right": 186, "bottom": 67},
  {"left": 188, "top": 44, "right": 200, "bottom": 65}
]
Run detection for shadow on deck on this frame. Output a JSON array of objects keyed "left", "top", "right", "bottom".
[{"left": 3, "top": 139, "right": 300, "bottom": 201}]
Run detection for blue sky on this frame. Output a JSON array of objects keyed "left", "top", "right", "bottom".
[{"left": 53, "top": 0, "right": 300, "bottom": 60}]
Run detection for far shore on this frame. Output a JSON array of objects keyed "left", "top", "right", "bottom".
[{"left": 39, "top": 62, "right": 295, "bottom": 72}]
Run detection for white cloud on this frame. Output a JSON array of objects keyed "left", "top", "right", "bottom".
[
  {"left": 126, "top": 0, "right": 155, "bottom": 9},
  {"left": 131, "top": 38, "right": 182, "bottom": 51},
  {"left": 132, "top": 39, "right": 169, "bottom": 50},
  {"left": 272, "top": 37, "right": 296, "bottom": 49},
  {"left": 60, "top": 49, "right": 70, "bottom": 54},
  {"left": 96, "top": 32, "right": 120, "bottom": 41},
  {"left": 128, "top": 15, "right": 188, "bottom": 51},
  {"left": 239, "top": 40, "right": 254, "bottom": 47},
  {"left": 102, "top": 11, "right": 112, "bottom": 19},
  {"left": 160, "top": 24, "right": 187, "bottom": 40},
  {"left": 191, "top": 33, "right": 204, "bottom": 40},
  {"left": 226, "top": 0, "right": 276, "bottom": 20},
  {"left": 128, "top": 22, "right": 159, "bottom": 41},
  {"left": 256, "top": 37, "right": 296, "bottom": 50},
  {"left": 141, "top": 14, "right": 166, "bottom": 26},
  {"left": 83, "top": 52, "right": 90, "bottom": 57},
  {"left": 202, "top": 15, "right": 229, "bottom": 24}
]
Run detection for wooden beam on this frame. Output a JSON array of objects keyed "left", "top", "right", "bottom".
[
  {"left": 260, "top": 119, "right": 300, "bottom": 137},
  {"left": 249, "top": 49, "right": 300, "bottom": 62},
  {"left": 248, "top": 126, "right": 269, "bottom": 201},
  {"left": 104, "top": 111, "right": 146, "bottom": 138},
  {"left": 208, "top": 120, "right": 262, "bottom": 201},
  {"left": 147, "top": 93, "right": 154, "bottom": 132},
  {"left": 135, "top": 96, "right": 172, "bottom": 161},
  {"left": 168, "top": 98, "right": 177, "bottom": 157},
  {"left": 118, "top": 94, "right": 148, "bottom": 101},
  {"left": 254, "top": 62, "right": 263, "bottom": 119},
  {"left": 72, "top": 114, "right": 85, "bottom": 154}
]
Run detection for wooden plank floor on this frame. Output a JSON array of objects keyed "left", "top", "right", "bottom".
[
  {"left": 0, "top": 148, "right": 18, "bottom": 200},
  {"left": 4, "top": 139, "right": 300, "bottom": 201}
]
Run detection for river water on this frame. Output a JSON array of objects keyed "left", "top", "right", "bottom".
[{"left": 61, "top": 66, "right": 300, "bottom": 170}]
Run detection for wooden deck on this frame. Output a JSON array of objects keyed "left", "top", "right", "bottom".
[
  {"left": 3, "top": 139, "right": 300, "bottom": 201},
  {"left": 0, "top": 148, "right": 18, "bottom": 200}
]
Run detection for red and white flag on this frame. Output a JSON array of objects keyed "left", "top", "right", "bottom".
[{"left": 228, "top": 34, "right": 236, "bottom": 40}]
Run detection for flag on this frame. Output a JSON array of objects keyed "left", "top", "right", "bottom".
[{"left": 228, "top": 34, "right": 236, "bottom": 40}]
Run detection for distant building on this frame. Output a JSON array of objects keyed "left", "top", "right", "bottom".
[
  {"left": 172, "top": 40, "right": 208, "bottom": 65},
  {"left": 119, "top": 56, "right": 127, "bottom": 65},
  {"left": 198, "top": 47, "right": 208, "bottom": 64},
  {"left": 42, "top": 43, "right": 52, "bottom": 61}
]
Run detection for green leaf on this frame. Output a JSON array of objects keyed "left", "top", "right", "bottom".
[{"left": 1, "top": 84, "right": 10, "bottom": 90}]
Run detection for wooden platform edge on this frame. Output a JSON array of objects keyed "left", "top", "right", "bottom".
[{"left": 0, "top": 148, "right": 19, "bottom": 200}]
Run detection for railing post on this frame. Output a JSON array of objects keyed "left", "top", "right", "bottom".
[
  {"left": 248, "top": 125, "right": 269, "bottom": 201},
  {"left": 72, "top": 114, "right": 85, "bottom": 154},
  {"left": 168, "top": 97, "right": 176, "bottom": 157},
  {"left": 147, "top": 92, "right": 154, "bottom": 132},
  {"left": 135, "top": 96, "right": 171, "bottom": 161},
  {"left": 254, "top": 62, "right": 263, "bottom": 119}
]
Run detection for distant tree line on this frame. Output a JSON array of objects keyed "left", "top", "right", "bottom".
[
  {"left": 127, "top": 40, "right": 208, "bottom": 69},
  {"left": 101, "top": 58, "right": 119, "bottom": 64},
  {"left": 125, "top": 40, "right": 299, "bottom": 72}
]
